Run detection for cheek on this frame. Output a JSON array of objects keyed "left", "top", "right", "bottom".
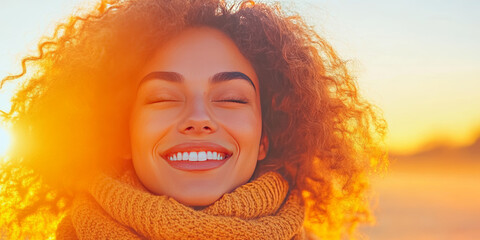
[
  {"left": 214, "top": 108, "right": 262, "bottom": 144},
  {"left": 130, "top": 107, "right": 181, "bottom": 149}
]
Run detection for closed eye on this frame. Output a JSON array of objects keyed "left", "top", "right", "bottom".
[
  {"left": 146, "top": 99, "right": 182, "bottom": 104},
  {"left": 215, "top": 98, "right": 249, "bottom": 104}
]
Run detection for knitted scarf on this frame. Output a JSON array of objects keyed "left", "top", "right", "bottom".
[{"left": 56, "top": 170, "right": 306, "bottom": 240}]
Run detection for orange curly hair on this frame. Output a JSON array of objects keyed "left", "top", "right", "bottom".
[{"left": 0, "top": 0, "right": 387, "bottom": 239}]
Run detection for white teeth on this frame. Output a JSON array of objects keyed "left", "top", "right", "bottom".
[
  {"left": 168, "top": 151, "right": 228, "bottom": 161},
  {"left": 189, "top": 152, "right": 198, "bottom": 161},
  {"left": 198, "top": 151, "right": 207, "bottom": 161}
]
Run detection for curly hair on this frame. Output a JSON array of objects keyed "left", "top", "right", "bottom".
[{"left": 0, "top": 0, "right": 387, "bottom": 239}]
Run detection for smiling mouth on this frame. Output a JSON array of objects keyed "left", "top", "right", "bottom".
[
  {"left": 166, "top": 151, "right": 231, "bottom": 161},
  {"left": 161, "top": 143, "right": 233, "bottom": 171}
]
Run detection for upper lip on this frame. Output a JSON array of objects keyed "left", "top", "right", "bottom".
[{"left": 161, "top": 142, "right": 233, "bottom": 158}]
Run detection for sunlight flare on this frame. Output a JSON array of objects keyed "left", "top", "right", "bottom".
[{"left": 0, "top": 126, "right": 11, "bottom": 156}]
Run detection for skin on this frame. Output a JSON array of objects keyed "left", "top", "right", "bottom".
[{"left": 129, "top": 27, "right": 268, "bottom": 206}]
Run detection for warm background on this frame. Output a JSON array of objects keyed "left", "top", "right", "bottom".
[{"left": 1, "top": 0, "right": 479, "bottom": 239}]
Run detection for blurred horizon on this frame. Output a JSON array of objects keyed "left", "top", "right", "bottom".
[{"left": 391, "top": 130, "right": 480, "bottom": 156}]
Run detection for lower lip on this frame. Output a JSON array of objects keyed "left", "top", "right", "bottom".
[{"left": 165, "top": 156, "right": 230, "bottom": 171}]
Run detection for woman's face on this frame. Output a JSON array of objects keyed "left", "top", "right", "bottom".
[{"left": 130, "top": 27, "right": 268, "bottom": 206}]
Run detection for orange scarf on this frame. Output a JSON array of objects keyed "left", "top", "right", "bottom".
[{"left": 56, "top": 170, "right": 306, "bottom": 239}]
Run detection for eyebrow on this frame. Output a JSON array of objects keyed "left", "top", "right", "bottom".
[
  {"left": 139, "top": 71, "right": 256, "bottom": 92},
  {"left": 211, "top": 72, "right": 256, "bottom": 91},
  {"left": 140, "top": 71, "right": 183, "bottom": 84}
]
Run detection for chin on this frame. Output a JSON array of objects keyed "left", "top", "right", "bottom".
[{"left": 174, "top": 192, "right": 223, "bottom": 207}]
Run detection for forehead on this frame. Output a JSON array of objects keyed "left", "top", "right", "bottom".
[{"left": 138, "top": 27, "right": 259, "bottom": 89}]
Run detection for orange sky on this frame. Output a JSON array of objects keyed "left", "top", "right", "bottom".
[{"left": 1, "top": 0, "right": 479, "bottom": 154}]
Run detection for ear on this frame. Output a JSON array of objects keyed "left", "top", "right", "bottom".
[{"left": 257, "top": 131, "right": 269, "bottom": 161}]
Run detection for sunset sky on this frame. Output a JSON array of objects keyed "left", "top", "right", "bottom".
[{"left": 1, "top": 0, "right": 479, "bottom": 154}]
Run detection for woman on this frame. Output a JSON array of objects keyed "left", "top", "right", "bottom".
[{"left": 0, "top": 0, "right": 387, "bottom": 239}]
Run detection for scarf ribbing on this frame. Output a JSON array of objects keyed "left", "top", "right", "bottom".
[{"left": 56, "top": 170, "right": 306, "bottom": 240}]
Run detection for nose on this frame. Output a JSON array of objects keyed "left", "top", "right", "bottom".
[{"left": 178, "top": 98, "right": 218, "bottom": 135}]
